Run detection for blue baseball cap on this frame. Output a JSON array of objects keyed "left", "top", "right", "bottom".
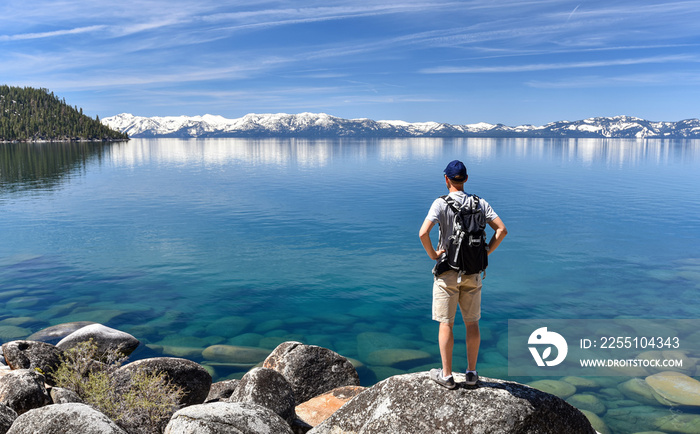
[{"left": 444, "top": 160, "right": 467, "bottom": 181}]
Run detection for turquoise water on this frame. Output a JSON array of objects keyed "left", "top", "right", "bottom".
[{"left": 2, "top": 138, "right": 700, "bottom": 432}]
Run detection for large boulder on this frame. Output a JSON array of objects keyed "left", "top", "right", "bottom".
[
  {"left": 164, "top": 401, "right": 293, "bottom": 434},
  {"left": 56, "top": 324, "right": 140, "bottom": 357},
  {"left": 296, "top": 386, "right": 366, "bottom": 427},
  {"left": 6, "top": 403, "right": 127, "bottom": 434},
  {"left": 228, "top": 367, "right": 296, "bottom": 423},
  {"left": 263, "top": 342, "right": 360, "bottom": 405},
  {"left": 26, "top": 322, "right": 95, "bottom": 345},
  {"left": 205, "top": 379, "right": 240, "bottom": 402},
  {"left": 0, "top": 370, "right": 51, "bottom": 415},
  {"left": 0, "top": 404, "right": 17, "bottom": 434},
  {"left": 49, "top": 387, "right": 83, "bottom": 405},
  {"left": 113, "top": 357, "right": 212, "bottom": 406},
  {"left": 308, "top": 372, "right": 595, "bottom": 434},
  {"left": 1, "top": 341, "right": 63, "bottom": 384}
]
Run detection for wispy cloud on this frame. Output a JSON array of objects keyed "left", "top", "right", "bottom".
[
  {"left": 2, "top": 0, "right": 699, "bottom": 124},
  {"left": 420, "top": 55, "right": 698, "bottom": 74},
  {"left": 527, "top": 71, "right": 700, "bottom": 88},
  {"left": 0, "top": 25, "right": 107, "bottom": 41}
]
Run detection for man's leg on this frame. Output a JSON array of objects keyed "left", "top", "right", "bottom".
[
  {"left": 439, "top": 322, "right": 455, "bottom": 375},
  {"left": 433, "top": 270, "right": 459, "bottom": 377},
  {"left": 465, "top": 320, "right": 480, "bottom": 371},
  {"left": 458, "top": 274, "right": 482, "bottom": 374}
]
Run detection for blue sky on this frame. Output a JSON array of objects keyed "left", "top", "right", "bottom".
[{"left": 2, "top": 0, "right": 699, "bottom": 125}]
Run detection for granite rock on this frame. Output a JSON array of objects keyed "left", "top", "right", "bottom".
[
  {"left": 263, "top": 342, "right": 360, "bottom": 405},
  {"left": 0, "top": 404, "right": 17, "bottom": 434},
  {"left": 164, "top": 401, "right": 293, "bottom": 434},
  {"left": 0, "top": 369, "right": 50, "bottom": 415},
  {"left": 49, "top": 387, "right": 83, "bottom": 404},
  {"left": 228, "top": 367, "right": 296, "bottom": 423},
  {"left": 56, "top": 324, "right": 139, "bottom": 357},
  {"left": 1, "top": 341, "right": 63, "bottom": 384},
  {"left": 205, "top": 379, "right": 240, "bottom": 403},
  {"left": 113, "top": 357, "right": 212, "bottom": 407},
  {"left": 308, "top": 372, "right": 595, "bottom": 434},
  {"left": 6, "top": 403, "right": 126, "bottom": 434},
  {"left": 295, "top": 386, "right": 366, "bottom": 427}
]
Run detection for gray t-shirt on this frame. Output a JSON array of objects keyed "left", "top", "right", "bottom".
[{"left": 425, "top": 191, "right": 498, "bottom": 251}]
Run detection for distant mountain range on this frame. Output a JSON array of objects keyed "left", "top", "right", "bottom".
[{"left": 102, "top": 113, "right": 700, "bottom": 139}]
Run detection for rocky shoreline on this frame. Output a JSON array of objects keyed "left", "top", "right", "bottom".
[{"left": 0, "top": 322, "right": 596, "bottom": 433}]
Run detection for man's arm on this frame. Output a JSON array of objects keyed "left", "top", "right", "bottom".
[
  {"left": 419, "top": 219, "right": 445, "bottom": 260},
  {"left": 486, "top": 217, "right": 507, "bottom": 255}
]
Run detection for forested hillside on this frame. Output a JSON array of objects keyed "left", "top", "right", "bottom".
[{"left": 0, "top": 85, "right": 128, "bottom": 142}]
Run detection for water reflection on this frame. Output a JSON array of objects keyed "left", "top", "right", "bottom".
[
  {"left": 0, "top": 142, "right": 119, "bottom": 194},
  {"left": 2, "top": 139, "right": 698, "bottom": 193},
  {"left": 107, "top": 138, "right": 700, "bottom": 168}
]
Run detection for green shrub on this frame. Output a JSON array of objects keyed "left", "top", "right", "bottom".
[{"left": 51, "top": 340, "right": 184, "bottom": 434}]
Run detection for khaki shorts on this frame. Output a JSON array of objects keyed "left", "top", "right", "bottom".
[{"left": 432, "top": 270, "right": 482, "bottom": 323}]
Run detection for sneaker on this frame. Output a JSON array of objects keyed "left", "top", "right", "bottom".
[
  {"left": 429, "top": 368, "right": 457, "bottom": 389},
  {"left": 465, "top": 370, "right": 479, "bottom": 386}
]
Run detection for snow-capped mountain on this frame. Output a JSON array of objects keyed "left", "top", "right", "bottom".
[{"left": 103, "top": 113, "right": 700, "bottom": 139}]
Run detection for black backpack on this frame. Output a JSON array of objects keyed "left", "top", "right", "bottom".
[{"left": 434, "top": 194, "right": 488, "bottom": 276}]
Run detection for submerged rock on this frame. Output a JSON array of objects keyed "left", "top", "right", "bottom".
[
  {"left": 566, "top": 394, "right": 607, "bottom": 415},
  {"left": 645, "top": 371, "right": 700, "bottom": 406},
  {"left": 309, "top": 372, "right": 595, "bottom": 434},
  {"left": 604, "top": 405, "right": 700, "bottom": 434},
  {"left": 0, "top": 327, "right": 31, "bottom": 342},
  {"left": 356, "top": 332, "right": 416, "bottom": 360},
  {"left": 263, "top": 342, "right": 360, "bottom": 405},
  {"left": 528, "top": 379, "right": 577, "bottom": 399},
  {"left": 617, "top": 377, "right": 659, "bottom": 406},
  {"left": 26, "top": 321, "right": 94, "bottom": 344},
  {"left": 365, "top": 349, "right": 431, "bottom": 368},
  {"left": 204, "top": 316, "right": 252, "bottom": 338},
  {"left": 202, "top": 345, "right": 270, "bottom": 364},
  {"left": 580, "top": 409, "right": 610, "bottom": 434},
  {"left": 560, "top": 376, "right": 601, "bottom": 392},
  {"left": 164, "top": 402, "right": 293, "bottom": 434}
]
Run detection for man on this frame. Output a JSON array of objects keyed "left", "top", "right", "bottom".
[{"left": 419, "top": 160, "right": 507, "bottom": 388}]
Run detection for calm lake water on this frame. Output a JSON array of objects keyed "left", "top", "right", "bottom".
[{"left": 2, "top": 137, "right": 700, "bottom": 432}]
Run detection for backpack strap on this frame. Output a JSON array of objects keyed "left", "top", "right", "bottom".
[
  {"left": 442, "top": 194, "right": 480, "bottom": 213},
  {"left": 441, "top": 195, "right": 461, "bottom": 213}
]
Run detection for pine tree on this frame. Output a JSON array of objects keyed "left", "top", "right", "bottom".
[{"left": 0, "top": 85, "right": 128, "bottom": 142}]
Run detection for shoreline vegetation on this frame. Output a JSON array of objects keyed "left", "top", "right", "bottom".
[{"left": 0, "top": 85, "right": 129, "bottom": 143}]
